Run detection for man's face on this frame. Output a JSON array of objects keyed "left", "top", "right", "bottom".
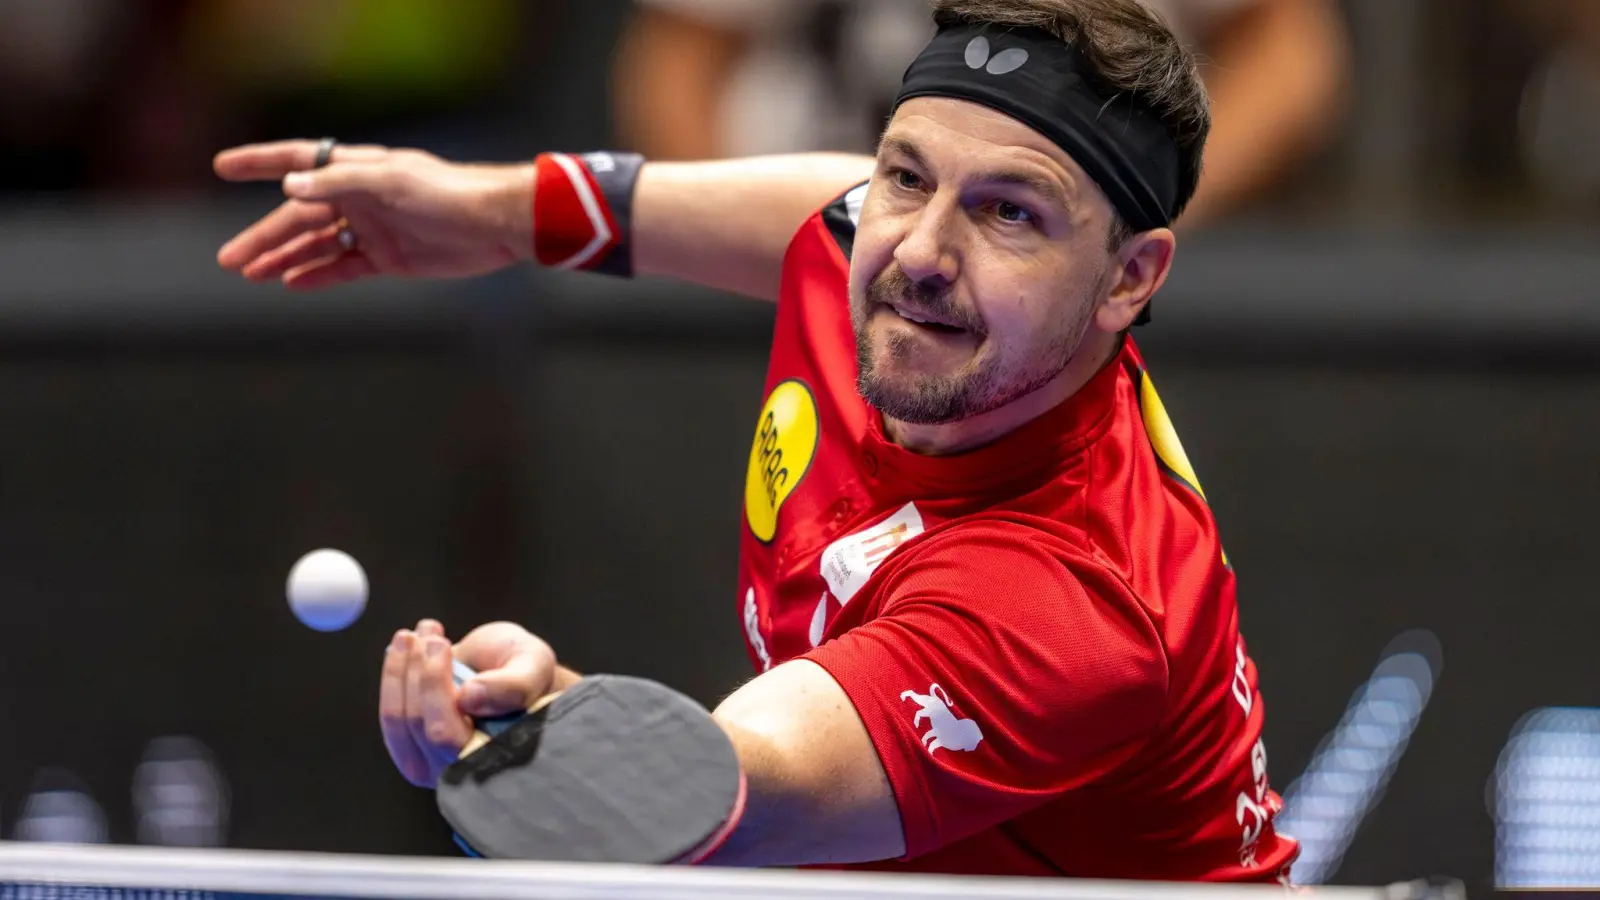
[{"left": 850, "top": 97, "right": 1123, "bottom": 426}]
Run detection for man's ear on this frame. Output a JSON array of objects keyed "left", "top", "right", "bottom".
[{"left": 1096, "top": 228, "right": 1175, "bottom": 333}]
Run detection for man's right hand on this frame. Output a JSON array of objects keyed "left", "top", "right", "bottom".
[
  {"left": 380, "top": 619, "right": 558, "bottom": 788},
  {"left": 215, "top": 140, "right": 533, "bottom": 291}
]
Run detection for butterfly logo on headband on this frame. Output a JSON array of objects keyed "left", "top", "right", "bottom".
[{"left": 964, "top": 37, "right": 1029, "bottom": 75}]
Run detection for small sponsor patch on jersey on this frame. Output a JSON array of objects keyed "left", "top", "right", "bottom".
[
  {"left": 901, "top": 683, "right": 983, "bottom": 755},
  {"left": 820, "top": 503, "right": 925, "bottom": 605}
]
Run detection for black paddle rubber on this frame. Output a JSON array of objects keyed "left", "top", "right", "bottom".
[{"left": 437, "top": 674, "right": 746, "bottom": 864}]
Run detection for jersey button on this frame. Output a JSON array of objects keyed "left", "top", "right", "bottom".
[{"left": 862, "top": 450, "right": 879, "bottom": 478}]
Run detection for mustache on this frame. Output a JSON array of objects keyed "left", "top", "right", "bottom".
[{"left": 865, "top": 268, "right": 983, "bottom": 333}]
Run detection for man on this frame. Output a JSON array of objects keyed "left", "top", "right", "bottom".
[
  {"left": 216, "top": 0, "right": 1296, "bottom": 879},
  {"left": 613, "top": 0, "right": 1348, "bottom": 227}
]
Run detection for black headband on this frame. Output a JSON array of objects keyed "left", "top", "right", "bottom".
[{"left": 894, "top": 23, "right": 1182, "bottom": 234}]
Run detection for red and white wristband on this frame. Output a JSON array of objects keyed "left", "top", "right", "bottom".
[{"left": 531, "top": 151, "right": 645, "bottom": 278}]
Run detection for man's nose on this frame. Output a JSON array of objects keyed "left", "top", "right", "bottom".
[{"left": 893, "top": 201, "right": 959, "bottom": 288}]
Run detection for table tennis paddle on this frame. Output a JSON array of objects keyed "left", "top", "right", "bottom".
[{"left": 438, "top": 660, "right": 747, "bottom": 865}]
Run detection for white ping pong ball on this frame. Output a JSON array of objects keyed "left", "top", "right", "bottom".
[{"left": 286, "top": 549, "right": 369, "bottom": 632}]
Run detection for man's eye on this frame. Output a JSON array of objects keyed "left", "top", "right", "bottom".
[
  {"left": 892, "top": 169, "right": 923, "bottom": 191},
  {"left": 994, "top": 201, "right": 1034, "bottom": 225}
]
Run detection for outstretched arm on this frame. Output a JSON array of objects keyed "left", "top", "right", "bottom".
[
  {"left": 705, "top": 660, "right": 904, "bottom": 866},
  {"left": 632, "top": 154, "right": 875, "bottom": 298},
  {"left": 214, "top": 141, "right": 873, "bottom": 302},
  {"left": 385, "top": 620, "right": 903, "bottom": 866}
]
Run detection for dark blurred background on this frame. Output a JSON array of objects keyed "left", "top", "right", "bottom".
[{"left": 0, "top": 0, "right": 1595, "bottom": 894}]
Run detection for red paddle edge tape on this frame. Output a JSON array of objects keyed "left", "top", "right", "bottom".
[{"left": 675, "top": 769, "right": 749, "bottom": 866}]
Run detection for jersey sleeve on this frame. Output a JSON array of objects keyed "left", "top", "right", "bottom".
[
  {"left": 801, "top": 523, "right": 1170, "bottom": 859},
  {"left": 817, "top": 180, "right": 870, "bottom": 262},
  {"left": 777, "top": 180, "right": 870, "bottom": 314}
]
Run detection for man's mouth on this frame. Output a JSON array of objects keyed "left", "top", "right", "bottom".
[{"left": 886, "top": 303, "right": 967, "bottom": 334}]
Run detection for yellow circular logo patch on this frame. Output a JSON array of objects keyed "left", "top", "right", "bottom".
[{"left": 745, "top": 380, "right": 819, "bottom": 543}]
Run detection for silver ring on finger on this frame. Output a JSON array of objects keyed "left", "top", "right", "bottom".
[
  {"left": 314, "top": 136, "right": 338, "bottom": 169},
  {"left": 335, "top": 218, "right": 359, "bottom": 253}
]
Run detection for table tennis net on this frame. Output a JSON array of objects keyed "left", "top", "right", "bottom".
[{"left": 0, "top": 843, "right": 1453, "bottom": 900}]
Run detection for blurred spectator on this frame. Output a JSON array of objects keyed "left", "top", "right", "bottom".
[
  {"left": 0, "top": 0, "right": 220, "bottom": 194},
  {"left": 192, "top": 0, "right": 525, "bottom": 128},
  {"left": 612, "top": 0, "right": 1350, "bottom": 228},
  {"left": 133, "top": 736, "right": 230, "bottom": 848},
  {"left": 1511, "top": 0, "right": 1600, "bottom": 210},
  {"left": 614, "top": 1, "right": 932, "bottom": 161},
  {"left": 13, "top": 768, "right": 107, "bottom": 844},
  {"left": 0, "top": 0, "right": 531, "bottom": 196}
]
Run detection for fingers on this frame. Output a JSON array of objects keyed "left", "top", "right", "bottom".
[
  {"left": 217, "top": 139, "right": 408, "bottom": 291},
  {"left": 454, "top": 621, "right": 549, "bottom": 670},
  {"left": 213, "top": 140, "right": 389, "bottom": 182},
  {"left": 454, "top": 623, "right": 557, "bottom": 717},
  {"left": 379, "top": 630, "right": 430, "bottom": 786},
  {"left": 401, "top": 620, "right": 469, "bottom": 778},
  {"left": 282, "top": 251, "right": 379, "bottom": 291},
  {"left": 378, "top": 618, "right": 527, "bottom": 788},
  {"left": 417, "top": 634, "right": 473, "bottom": 761},
  {"left": 403, "top": 631, "right": 434, "bottom": 768},
  {"left": 457, "top": 647, "right": 553, "bottom": 717},
  {"left": 218, "top": 200, "right": 338, "bottom": 272},
  {"left": 282, "top": 163, "right": 392, "bottom": 204},
  {"left": 236, "top": 218, "right": 346, "bottom": 281}
]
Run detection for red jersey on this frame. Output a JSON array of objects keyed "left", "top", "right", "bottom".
[{"left": 735, "top": 184, "right": 1298, "bottom": 882}]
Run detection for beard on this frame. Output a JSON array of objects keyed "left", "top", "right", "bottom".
[{"left": 853, "top": 267, "right": 1095, "bottom": 426}]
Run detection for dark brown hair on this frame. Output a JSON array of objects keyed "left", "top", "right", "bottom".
[{"left": 930, "top": 0, "right": 1210, "bottom": 241}]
